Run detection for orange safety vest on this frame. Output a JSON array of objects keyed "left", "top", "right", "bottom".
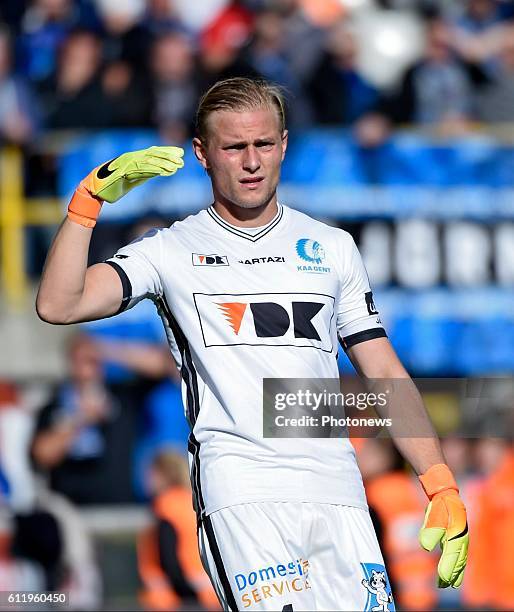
[
  {"left": 365, "top": 471, "right": 437, "bottom": 611},
  {"left": 463, "top": 450, "right": 514, "bottom": 610},
  {"left": 137, "top": 487, "right": 219, "bottom": 611}
]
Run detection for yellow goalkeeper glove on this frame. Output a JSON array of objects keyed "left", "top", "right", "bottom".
[
  {"left": 419, "top": 463, "right": 469, "bottom": 589},
  {"left": 68, "top": 146, "right": 184, "bottom": 228}
]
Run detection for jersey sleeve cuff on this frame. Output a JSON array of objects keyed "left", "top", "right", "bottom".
[
  {"left": 105, "top": 260, "right": 133, "bottom": 314},
  {"left": 340, "top": 328, "right": 387, "bottom": 351}
]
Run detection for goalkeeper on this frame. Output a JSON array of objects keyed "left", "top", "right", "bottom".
[{"left": 37, "top": 79, "right": 468, "bottom": 611}]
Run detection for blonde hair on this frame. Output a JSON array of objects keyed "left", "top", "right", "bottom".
[{"left": 196, "top": 77, "right": 286, "bottom": 142}]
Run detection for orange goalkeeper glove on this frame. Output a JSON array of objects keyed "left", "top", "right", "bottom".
[
  {"left": 419, "top": 463, "right": 469, "bottom": 588},
  {"left": 67, "top": 146, "right": 184, "bottom": 228}
]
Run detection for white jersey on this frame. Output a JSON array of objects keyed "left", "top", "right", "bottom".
[{"left": 106, "top": 204, "right": 386, "bottom": 517}]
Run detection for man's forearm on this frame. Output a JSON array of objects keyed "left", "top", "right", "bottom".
[
  {"left": 376, "top": 380, "right": 445, "bottom": 475},
  {"left": 395, "top": 436, "right": 446, "bottom": 477},
  {"left": 348, "top": 338, "right": 445, "bottom": 474},
  {"left": 36, "top": 218, "right": 93, "bottom": 324}
]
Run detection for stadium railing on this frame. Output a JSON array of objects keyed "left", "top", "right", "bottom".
[{"left": 0, "top": 147, "right": 61, "bottom": 310}]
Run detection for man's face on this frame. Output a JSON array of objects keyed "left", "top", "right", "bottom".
[{"left": 193, "top": 107, "right": 288, "bottom": 211}]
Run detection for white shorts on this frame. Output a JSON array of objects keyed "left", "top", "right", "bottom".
[{"left": 198, "top": 502, "right": 395, "bottom": 612}]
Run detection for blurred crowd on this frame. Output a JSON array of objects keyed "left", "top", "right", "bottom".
[
  {"left": 1, "top": 0, "right": 514, "bottom": 149},
  {"left": 0, "top": 326, "right": 200, "bottom": 609}
]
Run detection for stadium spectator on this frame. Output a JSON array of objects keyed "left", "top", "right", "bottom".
[
  {"left": 0, "top": 26, "right": 38, "bottom": 145},
  {"left": 18, "top": 0, "right": 98, "bottom": 82},
  {"left": 448, "top": 2, "right": 510, "bottom": 77},
  {"left": 31, "top": 334, "right": 137, "bottom": 504},
  {"left": 243, "top": 8, "right": 292, "bottom": 86},
  {"left": 143, "top": 0, "right": 191, "bottom": 38},
  {"left": 0, "top": 384, "right": 102, "bottom": 607},
  {"left": 198, "top": 2, "right": 258, "bottom": 90},
  {"left": 200, "top": 0, "right": 253, "bottom": 52},
  {"left": 241, "top": 7, "right": 311, "bottom": 126},
  {"left": 454, "top": 0, "right": 506, "bottom": 33},
  {"left": 307, "top": 21, "right": 382, "bottom": 126},
  {"left": 241, "top": 0, "right": 326, "bottom": 84},
  {"left": 38, "top": 29, "right": 105, "bottom": 129},
  {"left": 150, "top": 32, "right": 199, "bottom": 141},
  {"left": 390, "top": 17, "right": 476, "bottom": 132},
  {"left": 138, "top": 451, "right": 219, "bottom": 610},
  {"left": 95, "top": 0, "right": 152, "bottom": 72},
  {"left": 306, "top": 19, "right": 389, "bottom": 146},
  {"left": 0, "top": 382, "right": 36, "bottom": 514},
  {"left": 463, "top": 439, "right": 514, "bottom": 610},
  {"left": 198, "top": 40, "right": 259, "bottom": 93},
  {"left": 0, "top": 380, "right": 102, "bottom": 606},
  {"left": 474, "top": 25, "right": 514, "bottom": 121},
  {"left": 0, "top": 415, "right": 46, "bottom": 595},
  {"left": 0, "top": 382, "right": 66, "bottom": 593},
  {"left": 101, "top": 59, "right": 152, "bottom": 127}
]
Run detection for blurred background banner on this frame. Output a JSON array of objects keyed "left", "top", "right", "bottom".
[{"left": 0, "top": 0, "right": 513, "bottom": 610}]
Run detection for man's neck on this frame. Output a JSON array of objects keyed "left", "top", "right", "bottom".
[{"left": 212, "top": 198, "right": 279, "bottom": 228}]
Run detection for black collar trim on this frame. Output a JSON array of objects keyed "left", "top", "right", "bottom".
[{"left": 207, "top": 204, "right": 283, "bottom": 242}]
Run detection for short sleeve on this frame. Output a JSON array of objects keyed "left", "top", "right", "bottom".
[
  {"left": 104, "top": 228, "right": 163, "bottom": 313},
  {"left": 336, "top": 233, "right": 387, "bottom": 350}
]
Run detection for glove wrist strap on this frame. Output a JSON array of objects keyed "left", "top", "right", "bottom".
[
  {"left": 67, "top": 184, "right": 103, "bottom": 228},
  {"left": 419, "top": 463, "right": 459, "bottom": 500}
]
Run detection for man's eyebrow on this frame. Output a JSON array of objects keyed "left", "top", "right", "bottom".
[
  {"left": 221, "top": 140, "right": 247, "bottom": 149},
  {"left": 221, "top": 137, "right": 277, "bottom": 148}
]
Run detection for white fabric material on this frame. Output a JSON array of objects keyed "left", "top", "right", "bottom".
[
  {"left": 0, "top": 407, "right": 36, "bottom": 512},
  {"left": 107, "top": 204, "right": 384, "bottom": 516},
  {"left": 199, "top": 501, "right": 392, "bottom": 611}
]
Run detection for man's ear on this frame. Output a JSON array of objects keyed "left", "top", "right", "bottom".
[
  {"left": 281, "top": 130, "right": 288, "bottom": 161},
  {"left": 193, "top": 137, "right": 209, "bottom": 171}
]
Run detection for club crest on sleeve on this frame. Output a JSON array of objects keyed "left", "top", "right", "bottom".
[{"left": 361, "top": 563, "right": 394, "bottom": 612}]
